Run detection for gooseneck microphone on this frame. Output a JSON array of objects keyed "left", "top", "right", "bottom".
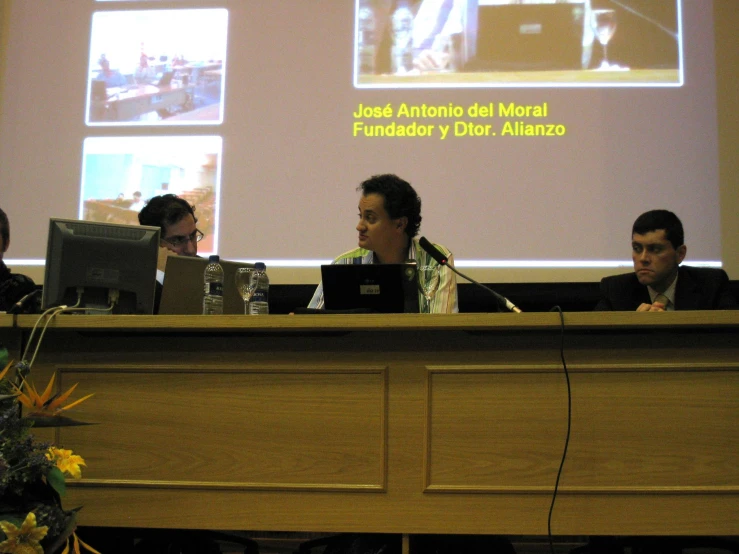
[
  {"left": 418, "top": 237, "right": 522, "bottom": 313},
  {"left": 607, "top": 0, "right": 679, "bottom": 42}
]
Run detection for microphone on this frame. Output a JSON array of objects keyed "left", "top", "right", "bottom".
[
  {"left": 418, "top": 237, "right": 522, "bottom": 313},
  {"left": 7, "top": 289, "right": 41, "bottom": 315},
  {"left": 607, "top": 0, "right": 679, "bottom": 42}
]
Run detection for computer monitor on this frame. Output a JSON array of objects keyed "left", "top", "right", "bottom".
[
  {"left": 91, "top": 79, "right": 107, "bottom": 101},
  {"left": 42, "top": 218, "right": 160, "bottom": 314}
]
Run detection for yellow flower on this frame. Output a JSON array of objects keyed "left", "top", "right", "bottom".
[
  {"left": 46, "top": 448, "right": 86, "bottom": 480},
  {"left": 13, "top": 373, "right": 94, "bottom": 417},
  {"left": 0, "top": 512, "right": 49, "bottom": 554}
]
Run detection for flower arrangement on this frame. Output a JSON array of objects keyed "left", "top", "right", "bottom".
[{"left": 0, "top": 361, "right": 98, "bottom": 554}]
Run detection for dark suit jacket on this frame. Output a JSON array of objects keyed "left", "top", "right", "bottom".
[{"left": 594, "top": 265, "right": 737, "bottom": 311}]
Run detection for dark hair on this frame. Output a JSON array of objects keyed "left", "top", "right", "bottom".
[
  {"left": 138, "top": 194, "right": 196, "bottom": 233},
  {"left": 358, "top": 174, "right": 422, "bottom": 238},
  {"left": 632, "top": 209, "right": 684, "bottom": 249},
  {"left": 0, "top": 206, "right": 8, "bottom": 250}
]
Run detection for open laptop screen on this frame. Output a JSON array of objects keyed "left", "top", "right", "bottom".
[
  {"left": 159, "top": 256, "right": 255, "bottom": 315},
  {"left": 470, "top": 3, "right": 584, "bottom": 71},
  {"left": 320, "top": 263, "right": 420, "bottom": 313}
]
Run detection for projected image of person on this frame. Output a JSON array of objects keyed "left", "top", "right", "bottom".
[
  {"left": 0, "top": 207, "right": 39, "bottom": 313},
  {"left": 95, "top": 53, "right": 127, "bottom": 87},
  {"left": 128, "top": 191, "right": 146, "bottom": 212},
  {"left": 356, "top": 0, "right": 681, "bottom": 85},
  {"left": 358, "top": 0, "right": 477, "bottom": 75},
  {"left": 87, "top": 9, "right": 228, "bottom": 124},
  {"left": 308, "top": 174, "right": 458, "bottom": 313},
  {"left": 594, "top": 210, "right": 737, "bottom": 311}
]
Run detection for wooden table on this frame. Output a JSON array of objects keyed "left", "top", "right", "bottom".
[
  {"left": 90, "top": 84, "right": 194, "bottom": 122},
  {"left": 3, "top": 312, "right": 737, "bottom": 542}
]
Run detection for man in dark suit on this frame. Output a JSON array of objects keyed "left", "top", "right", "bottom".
[{"left": 595, "top": 210, "right": 736, "bottom": 311}]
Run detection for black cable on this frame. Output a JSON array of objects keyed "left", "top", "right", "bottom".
[{"left": 548, "top": 305, "right": 572, "bottom": 554}]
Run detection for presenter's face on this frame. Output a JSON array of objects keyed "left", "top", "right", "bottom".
[
  {"left": 161, "top": 214, "right": 198, "bottom": 256},
  {"left": 357, "top": 193, "right": 404, "bottom": 256},
  {"left": 632, "top": 230, "right": 686, "bottom": 291}
]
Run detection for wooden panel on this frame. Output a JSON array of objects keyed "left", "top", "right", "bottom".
[
  {"left": 425, "top": 364, "right": 739, "bottom": 493},
  {"left": 565, "top": 366, "right": 739, "bottom": 491},
  {"left": 56, "top": 365, "right": 388, "bottom": 491},
  {"left": 425, "top": 365, "right": 567, "bottom": 491}
]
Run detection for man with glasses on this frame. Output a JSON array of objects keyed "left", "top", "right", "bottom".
[{"left": 137, "top": 195, "right": 204, "bottom": 312}]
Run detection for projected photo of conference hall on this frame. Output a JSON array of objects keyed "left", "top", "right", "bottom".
[
  {"left": 86, "top": 9, "right": 228, "bottom": 125},
  {"left": 355, "top": 0, "right": 682, "bottom": 87},
  {"left": 79, "top": 136, "right": 222, "bottom": 256}
]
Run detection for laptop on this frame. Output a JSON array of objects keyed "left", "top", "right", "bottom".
[
  {"left": 320, "top": 263, "right": 420, "bottom": 313},
  {"left": 159, "top": 256, "right": 255, "bottom": 315},
  {"left": 470, "top": 2, "right": 585, "bottom": 71},
  {"left": 157, "top": 71, "right": 174, "bottom": 87}
]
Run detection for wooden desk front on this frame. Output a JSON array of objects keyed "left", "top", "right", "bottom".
[{"left": 3, "top": 313, "right": 737, "bottom": 536}]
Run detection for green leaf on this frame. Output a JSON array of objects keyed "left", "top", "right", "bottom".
[
  {"left": 24, "top": 414, "right": 97, "bottom": 428},
  {"left": 47, "top": 466, "right": 67, "bottom": 497}
]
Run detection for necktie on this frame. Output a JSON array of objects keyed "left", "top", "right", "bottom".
[{"left": 653, "top": 293, "right": 670, "bottom": 309}]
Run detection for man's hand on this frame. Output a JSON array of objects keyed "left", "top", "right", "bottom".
[
  {"left": 414, "top": 49, "right": 450, "bottom": 72},
  {"left": 636, "top": 301, "right": 666, "bottom": 312},
  {"left": 157, "top": 245, "right": 176, "bottom": 272}
]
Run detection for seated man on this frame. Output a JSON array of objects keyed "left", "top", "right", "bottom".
[
  {"left": 0, "top": 207, "right": 39, "bottom": 313},
  {"left": 128, "top": 191, "right": 146, "bottom": 212},
  {"left": 595, "top": 209, "right": 736, "bottom": 311},
  {"left": 138, "top": 195, "right": 203, "bottom": 314},
  {"left": 309, "top": 173, "right": 458, "bottom": 313}
]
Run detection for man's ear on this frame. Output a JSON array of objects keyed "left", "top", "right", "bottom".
[
  {"left": 396, "top": 217, "right": 408, "bottom": 232},
  {"left": 0, "top": 237, "right": 8, "bottom": 254},
  {"left": 676, "top": 244, "right": 687, "bottom": 264}
]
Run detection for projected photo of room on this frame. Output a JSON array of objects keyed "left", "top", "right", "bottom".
[
  {"left": 79, "top": 136, "right": 222, "bottom": 255},
  {"left": 355, "top": 0, "right": 681, "bottom": 87},
  {"left": 86, "top": 9, "right": 228, "bottom": 125}
]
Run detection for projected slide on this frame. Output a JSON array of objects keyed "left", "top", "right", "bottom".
[
  {"left": 355, "top": 0, "right": 681, "bottom": 88},
  {"left": 80, "top": 136, "right": 222, "bottom": 255},
  {"left": 0, "top": 0, "right": 724, "bottom": 273},
  {"left": 86, "top": 9, "right": 228, "bottom": 125}
]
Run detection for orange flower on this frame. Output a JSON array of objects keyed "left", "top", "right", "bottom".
[
  {"left": 0, "top": 361, "right": 10, "bottom": 380},
  {"left": 61, "top": 532, "right": 102, "bottom": 554},
  {"left": 13, "top": 373, "right": 93, "bottom": 417}
]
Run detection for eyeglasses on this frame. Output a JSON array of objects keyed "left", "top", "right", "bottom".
[{"left": 161, "top": 229, "right": 204, "bottom": 248}]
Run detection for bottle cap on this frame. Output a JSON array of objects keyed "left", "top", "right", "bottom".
[
  {"left": 255, "top": 262, "right": 266, "bottom": 270},
  {"left": 208, "top": 255, "right": 220, "bottom": 263}
]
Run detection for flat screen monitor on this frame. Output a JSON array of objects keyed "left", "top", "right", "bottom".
[{"left": 42, "top": 218, "right": 160, "bottom": 314}]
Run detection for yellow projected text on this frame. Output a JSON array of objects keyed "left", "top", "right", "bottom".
[{"left": 351, "top": 101, "right": 566, "bottom": 139}]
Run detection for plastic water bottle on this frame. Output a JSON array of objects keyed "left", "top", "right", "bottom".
[
  {"left": 357, "top": 1, "right": 376, "bottom": 74},
  {"left": 202, "top": 254, "right": 224, "bottom": 315},
  {"left": 391, "top": 1, "right": 414, "bottom": 74},
  {"left": 248, "top": 262, "right": 269, "bottom": 315}
]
